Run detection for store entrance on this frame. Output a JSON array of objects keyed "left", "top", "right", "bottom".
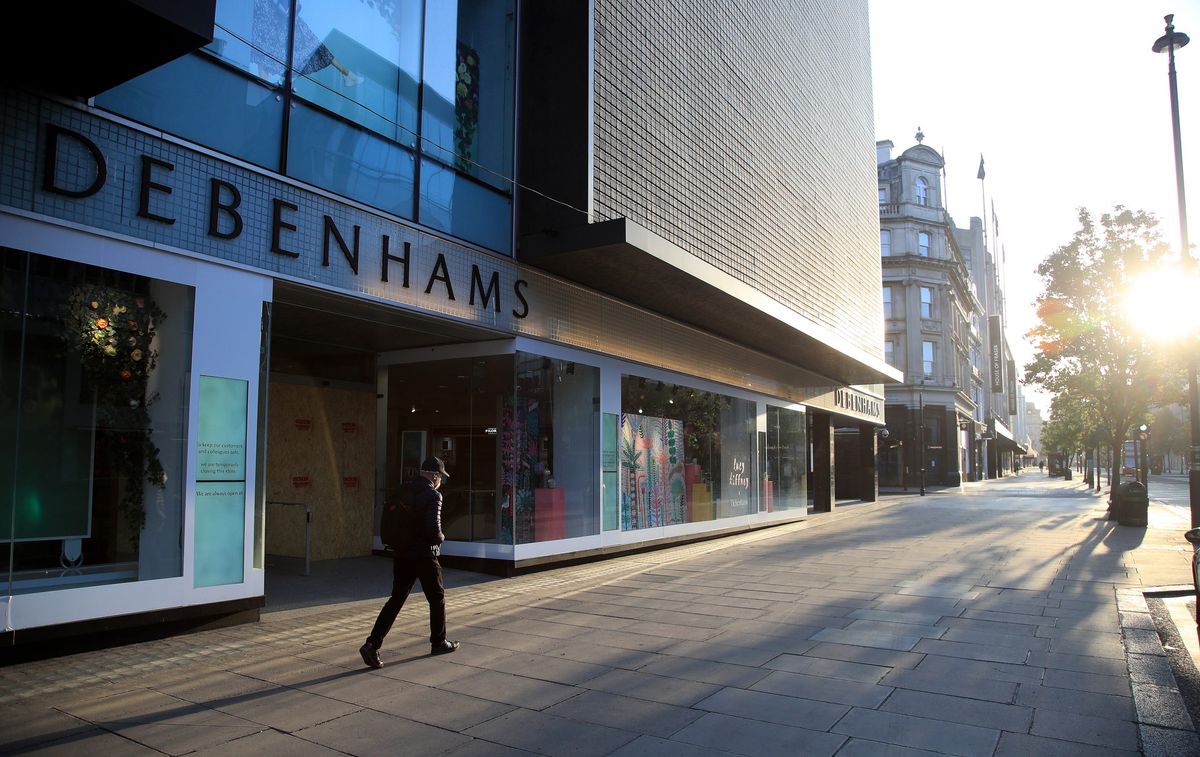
[{"left": 263, "top": 282, "right": 504, "bottom": 608}]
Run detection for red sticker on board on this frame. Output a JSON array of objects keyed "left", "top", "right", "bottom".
[
  {"left": 343, "top": 476, "right": 359, "bottom": 489},
  {"left": 291, "top": 476, "right": 311, "bottom": 488},
  {"left": 295, "top": 419, "right": 312, "bottom": 431},
  {"left": 342, "top": 422, "right": 357, "bottom": 433}
]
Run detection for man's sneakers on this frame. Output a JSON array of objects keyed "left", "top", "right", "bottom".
[
  {"left": 431, "top": 640, "right": 460, "bottom": 656},
  {"left": 359, "top": 641, "right": 382, "bottom": 669}
]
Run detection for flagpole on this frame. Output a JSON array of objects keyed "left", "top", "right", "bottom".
[
  {"left": 978, "top": 154, "right": 989, "bottom": 481},
  {"left": 942, "top": 147, "right": 949, "bottom": 216}
]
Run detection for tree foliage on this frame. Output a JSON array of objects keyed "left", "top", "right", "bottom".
[
  {"left": 1040, "top": 391, "right": 1100, "bottom": 469},
  {"left": 1150, "top": 405, "right": 1189, "bottom": 467},
  {"left": 1024, "top": 206, "right": 1171, "bottom": 487}
]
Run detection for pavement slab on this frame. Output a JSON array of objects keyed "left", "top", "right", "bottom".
[
  {"left": 830, "top": 707, "right": 1000, "bottom": 757},
  {"left": 463, "top": 708, "right": 639, "bottom": 757},
  {"left": 880, "top": 688, "right": 1034, "bottom": 732},
  {"left": 294, "top": 707, "right": 473, "bottom": 755},
  {"left": 3, "top": 476, "right": 1198, "bottom": 756},
  {"left": 543, "top": 689, "right": 703, "bottom": 738},
  {"left": 670, "top": 711, "right": 847, "bottom": 757}
]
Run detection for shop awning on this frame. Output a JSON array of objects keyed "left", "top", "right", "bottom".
[{"left": 520, "top": 218, "right": 902, "bottom": 386}]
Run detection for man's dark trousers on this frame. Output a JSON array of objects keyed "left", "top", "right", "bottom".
[{"left": 367, "top": 554, "right": 446, "bottom": 648}]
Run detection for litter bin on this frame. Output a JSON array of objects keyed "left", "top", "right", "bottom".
[
  {"left": 1185, "top": 528, "right": 1200, "bottom": 623},
  {"left": 1064, "top": 469, "right": 1072, "bottom": 481},
  {"left": 1117, "top": 480, "right": 1148, "bottom": 527}
]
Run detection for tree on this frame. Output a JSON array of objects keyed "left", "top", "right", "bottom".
[
  {"left": 1040, "top": 390, "right": 1100, "bottom": 471},
  {"left": 1024, "top": 206, "right": 1172, "bottom": 497},
  {"left": 1150, "top": 405, "right": 1188, "bottom": 472}
]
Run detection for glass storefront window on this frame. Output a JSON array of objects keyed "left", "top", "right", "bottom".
[
  {"left": 422, "top": 0, "right": 516, "bottom": 189},
  {"left": 382, "top": 351, "right": 598, "bottom": 547},
  {"left": 619, "top": 376, "right": 756, "bottom": 530},
  {"left": 765, "top": 406, "right": 808, "bottom": 511},
  {"left": 510, "top": 354, "right": 599, "bottom": 543},
  {"left": 602, "top": 413, "right": 618, "bottom": 531},
  {"left": 1, "top": 249, "right": 194, "bottom": 594},
  {"left": 384, "top": 355, "right": 513, "bottom": 544},
  {"left": 292, "top": 0, "right": 422, "bottom": 148}
]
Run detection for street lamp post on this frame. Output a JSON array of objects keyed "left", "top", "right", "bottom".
[
  {"left": 919, "top": 384, "right": 926, "bottom": 496},
  {"left": 1153, "top": 14, "right": 1198, "bottom": 527}
]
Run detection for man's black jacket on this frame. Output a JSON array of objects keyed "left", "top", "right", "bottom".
[{"left": 393, "top": 476, "right": 445, "bottom": 558}]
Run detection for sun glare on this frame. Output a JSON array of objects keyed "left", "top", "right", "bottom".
[{"left": 1123, "top": 267, "right": 1200, "bottom": 342}]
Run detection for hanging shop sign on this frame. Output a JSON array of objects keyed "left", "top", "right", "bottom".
[
  {"left": 1007, "top": 359, "right": 1018, "bottom": 416},
  {"left": 988, "top": 316, "right": 1005, "bottom": 393}
]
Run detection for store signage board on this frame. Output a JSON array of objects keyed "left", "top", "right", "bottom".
[
  {"left": 4, "top": 97, "right": 532, "bottom": 333},
  {"left": 194, "top": 375, "right": 248, "bottom": 588}
]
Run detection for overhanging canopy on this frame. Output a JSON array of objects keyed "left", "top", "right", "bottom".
[{"left": 520, "top": 218, "right": 901, "bottom": 386}]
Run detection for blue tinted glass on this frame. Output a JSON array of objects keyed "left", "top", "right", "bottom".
[
  {"left": 207, "top": 0, "right": 288, "bottom": 86},
  {"left": 293, "top": 0, "right": 422, "bottom": 147},
  {"left": 96, "top": 54, "right": 282, "bottom": 171},
  {"left": 419, "top": 159, "right": 511, "bottom": 253},
  {"left": 422, "top": 0, "right": 515, "bottom": 190},
  {"left": 289, "top": 103, "right": 415, "bottom": 218}
]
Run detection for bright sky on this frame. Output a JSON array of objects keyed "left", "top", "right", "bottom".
[{"left": 870, "top": 1, "right": 1200, "bottom": 415}]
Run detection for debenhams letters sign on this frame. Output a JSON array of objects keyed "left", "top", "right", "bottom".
[{"left": 24, "top": 107, "right": 529, "bottom": 326}]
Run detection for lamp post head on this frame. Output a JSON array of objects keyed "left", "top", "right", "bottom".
[{"left": 1154, "top": 14, "right": 1190, "bottom": 54}]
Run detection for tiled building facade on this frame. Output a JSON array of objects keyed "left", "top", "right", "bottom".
[{"left": 1, "top": 0, "right": 895, "bottom": 644}]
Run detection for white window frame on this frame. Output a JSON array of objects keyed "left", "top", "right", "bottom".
[
  {"left": 915, "top": 177, "right": 928, "bottom": 206},
  {"left": 922, "top": 340, "right": 936, "bottom": 378},
  {"left": 920, "top": 286, "right": 933, "bottom": 319},
  {"left": 883, "top": 286, "right": 893, "bottom": 318},
  {"left": 918, "top": 231, "right": 930, "bottom": 257},
  {"left": 880, "top": 229, "right": 891, "bottom": 256}
]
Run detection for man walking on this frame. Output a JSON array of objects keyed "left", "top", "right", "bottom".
[{"left": 360, "top": 456, "right": 460, "bottom": 668}]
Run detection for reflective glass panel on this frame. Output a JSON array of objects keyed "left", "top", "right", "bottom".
[
  {"left": 419, "top": 159, "right": 512, "bottom": 253},
  {"left": 511, "top": 354, "right": 599, "bottom": 543},
  {"left": 208, "top": 0, "right": 288, "bottom": 86},
  {"left": 422, "top": 0, "right": 516, "bottom": 189},
  {"left": 96, "top": 54, "right": 283, "bottom": 171},
  {"left": 293, "top": 0, "right": 422, "bottom": 147},
  {"left": 765, "top": 406, "right": 807, "bottom": 512},
  {"left": 288, "top": 102, "right": 416, "bottom": 218},
  {"left": 384, "top": 355, "right": 513, "bottom": 544}
]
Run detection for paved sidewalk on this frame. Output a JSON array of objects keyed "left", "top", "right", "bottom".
[{"left": 2, "top": 474, "right": 1198, "bottom": 756}]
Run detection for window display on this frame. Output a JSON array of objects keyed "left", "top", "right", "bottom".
[
  {"left": 619, "top": 375, "right": 756, "bottom": 530},
  {"left": 1, "top": 248, "right": 194, "bottom": 593}
]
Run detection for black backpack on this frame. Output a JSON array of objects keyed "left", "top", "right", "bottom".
[{"left": 380, "top": 496, "right": 411, "bottom": 548}]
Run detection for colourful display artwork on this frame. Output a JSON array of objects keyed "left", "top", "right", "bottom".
[
  {"left": 502, "top": 397, "right": 540, "bottom": 544},
  {"left": 499, "top": 400, "right": 515, "bottom": 545},
  {"left": 620, "top": 414, "right": 686, "bottom": 531}
]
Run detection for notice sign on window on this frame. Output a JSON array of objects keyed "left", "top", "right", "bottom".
[{"left": 195, "top": 376, "right": 248, "bottom": 588}]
